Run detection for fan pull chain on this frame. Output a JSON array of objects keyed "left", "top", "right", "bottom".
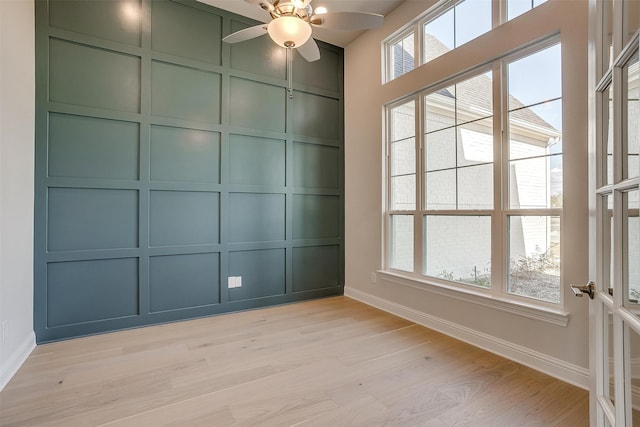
[{"left": 287, "top": 47, "right": 293, "bottom": 100}]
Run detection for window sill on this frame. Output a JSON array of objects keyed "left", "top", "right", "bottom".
[{"left": 377, "top": 270, "right": 570, "bottom": 327}]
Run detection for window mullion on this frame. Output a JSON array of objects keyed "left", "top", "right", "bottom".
[
  {"left": 493, "top": 60, "right": 509, "bottom": 299},
  {"left": 384, "top": 106, "right": 392, "bottom": 270},
  {"left": 494, "top": 0, "right": 504, "bottom": 27},
  {"left": 415, "top": 21, "right": 422, "bottom": 70},
  {"left": 415, "top": 94, "right": 424, "bottom": 275}
]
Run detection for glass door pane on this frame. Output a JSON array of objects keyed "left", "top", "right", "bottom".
[
  {"left": 625, "top": 190, "right": 640, "bottom": 306},
  {"left": 601, "top": 193, "right": 615, "bottom": 296},
  {"left": 603, "top": 0, "right": 614, "bottom": 72},
  {"left": 604, "top": 83, "right": 615, "bottom": 185},
  {"left": 626, "top": 324, "right": 640, "bottom": 425},
  {"left": 604, "top": 306, "right": 616, "bottom": 412},
  {"left": 624, "top": 51, "right": 640, "bottom": 180},
  {"left": 624, "top": 0, "right": 640, "bottom": 47}
]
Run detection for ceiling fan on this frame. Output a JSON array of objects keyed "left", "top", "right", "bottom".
[{"left": 222, "top": 0, "right": 384, "bottom": 63}]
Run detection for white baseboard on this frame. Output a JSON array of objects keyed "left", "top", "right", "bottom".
[
  {"left": 345, "top": 286, "right": 589, "bottom": 390},
  {"left": 0, "top": 331, "right": 36, "bottom": 391}
]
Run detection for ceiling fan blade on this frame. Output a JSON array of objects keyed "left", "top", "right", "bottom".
[
  {"left": 311, "top": 12, "right": 383, "bottom": 30},
  {"left": 222, "top": 24, "right": 268, "bottom": 44},
  {"left": 297, "top": 38, "right": 321, "bottom": 62}
]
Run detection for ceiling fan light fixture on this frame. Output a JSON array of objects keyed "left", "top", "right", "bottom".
[{"left": 267, "top": 16, "right": 312, "bottom": 48}]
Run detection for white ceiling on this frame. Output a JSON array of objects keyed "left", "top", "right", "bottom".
[{"left": 197, "top": 0, "right": 404, "bottom": 47}]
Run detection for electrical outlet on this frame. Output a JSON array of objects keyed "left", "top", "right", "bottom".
[
  {"left": 228, "top": 276, "right": 243, "bottom": 289},
  {"left": 2, "top": 320, "right": 8, "bottom": 343},
  {"left": 371, "top": 272, "right": 377, "bottom": 284}
]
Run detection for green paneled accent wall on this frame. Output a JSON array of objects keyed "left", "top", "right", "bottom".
[{"left": 35, "top": 0, "right": 344, "bottom": 342}]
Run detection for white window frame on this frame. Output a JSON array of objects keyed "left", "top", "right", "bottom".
[
  {"left": 383, "top": 0, "right": 550, "bottom": 84},
  {"left": 383, "top": 36, "right": 565, "bottom": 321}
]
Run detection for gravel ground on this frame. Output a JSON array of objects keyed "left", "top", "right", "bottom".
[{"left": 509, "top": 272, "right": 560, "bottom": 303}]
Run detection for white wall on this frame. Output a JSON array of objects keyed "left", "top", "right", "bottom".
[
  {"left": 0, "top": 0, "right": 35, "bottom": 391},
  {"left": 344, "top": 0, "right": 590, "bottom": 387}
]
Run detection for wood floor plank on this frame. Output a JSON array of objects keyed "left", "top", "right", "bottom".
[{"left": 0, "top": 297, "right": 588, "bottom": 426}]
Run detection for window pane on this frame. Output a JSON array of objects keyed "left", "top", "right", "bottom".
[
  {"left": 425, "top": 128, "right": 456, "bottom": 171},
  {"left": 425, "top": 169, "right": 456, "bottom": 210},
  {"left": 391, "top": 33, "right": 415, "bottom": 80},
  {"left": 458, "top": 164, "right": 493, "bottom": 209},
  {"left": 507, "top": 0, "right": 548, "bottom": 22},
  {"left": 392, "top": 138, "right": 416, "bottom": 176},
  {"left": 508, "top": 45, "right": 562, "bottom": 211},
  {"left": 390, "top": 101, "right": 416, "bottom": 210},
  {"left": 458, "top": 120, "right": 493, "bottom": 167},
  {"left": 509, "top": 100, "right": 562, "bottom": 160},
  {"left": 391, "top": 175, "right": 416, "bottom": 210},
  {"left": 508, "top": 215, "right": 560, "bottom": 303},
  {"left": 424, "top": 8, "right": 454, "bottom": 62},
  {"left": 390, "top": 215, "right": 414, "bottom": 272},
  {"left": 509, "top": 155, "right": 562, "bottom": 209},
  {"left": 455, "top": 0, "right": 491, "bottom": 47},
  {"left": 456, "top": 73, "right": 493, "bottom": 125},
  {"left": 425, "top": 87, "right": 455, "bottom": 133},
  {"left": 625, "top": 51, "right": 639, "bottom": 180},
  {"left": 424, "top": 215, "right": 491, "bottom": 288},
  {"left": 391, "top": 101, "right": 415, "bottom": 141},
  {"left": 423, "top": 1, "right": 490, "bottom": 64},
  {"left": 508, "top": 44, "right": 561, "bottom": 109}
]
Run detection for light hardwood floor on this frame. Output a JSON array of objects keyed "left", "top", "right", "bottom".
[{"left": 0, "top": 296, "right": 588, "bottom": 426}]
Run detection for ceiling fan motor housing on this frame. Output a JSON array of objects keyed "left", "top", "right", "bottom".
[{"left": 269, "top": 1, "right": 314, "bottom": 22}]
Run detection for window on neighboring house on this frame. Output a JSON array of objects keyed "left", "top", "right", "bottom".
[{"left": 386, "top": 41, "right": 563, "bottom": 305}]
